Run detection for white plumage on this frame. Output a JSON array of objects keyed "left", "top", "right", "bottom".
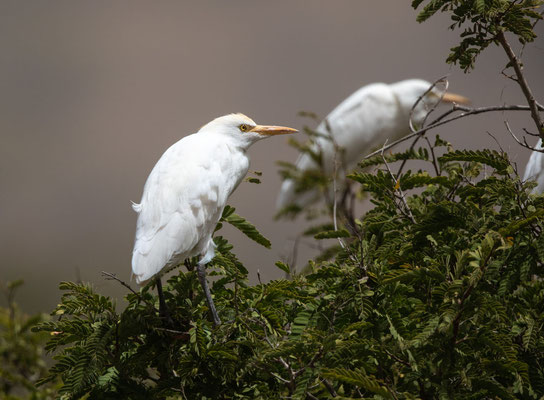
[
  {"left": 276, "top": 79, "right": 469, "bottom": 209},
  {"left": 523, "top": 139, "right": 544, "bottom": 193},
  {"left": 132, "top": 113, "right": 296, "bottom": 284}
]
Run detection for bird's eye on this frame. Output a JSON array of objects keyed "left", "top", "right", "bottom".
[{"left": 239, "top": 124, "right": 249, "bottom": 132}]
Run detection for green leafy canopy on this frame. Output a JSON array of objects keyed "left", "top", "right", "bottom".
[
  {"left": 32, "top": 144, "right": 544, "bottom": 399},
  {"left": 413, "top": 0, "right": 543, "bottom": 71}
]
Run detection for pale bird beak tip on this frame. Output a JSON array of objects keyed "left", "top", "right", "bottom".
[
  {"left": 442, "top": 92, "right": 471, "bottom": 105},
  {"left": 251, "top": 125, "right": 298, "bottom": 136}
]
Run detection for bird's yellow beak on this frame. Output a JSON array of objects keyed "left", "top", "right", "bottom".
[
  {"left": 250, "top": 125, "right": 298, "bottom": 136},
  {"left": 441, "top": 92, "right": 471, "bottom": 105}
]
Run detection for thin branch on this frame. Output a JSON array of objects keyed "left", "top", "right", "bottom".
[
  {"left": 323, "top": 379, "right": 338, "bottom": 397},
  {"left": 153, "top": 327, "right": 188, "bottom": 334},
  {"left": 523, "top": 127, "right": 540, "bottom": 137},
  {"left": 496, "top": 31, "right": 543, "bottom": 138},
  {"left": 325, "top": 117, "right": 348, "bottom": 251},
  {"left": 381, "top": 141, "right": 416, "bottom": 224},
  {"left": 424, "top": 136, "right": 441, "bottom": 176},
  {"left": 363, "top": 104, "right": 541, "bottom": 160},
  {"left": 486, "top": 131, "right": 506, "bottom": 154},
  {"left": 504, "top": 120, "right": 541, "bottom": 151},
  {"left": 409, "top": 76, "right": 450, "bottom": 133},
  {"left": 270, "top": 372, "right": 290, "bottom": 384},
  {"left": 101, "top": 271, "right": 159, "bottom": 312},
  {"left": 101, "top": 271, "right": 139, "bottom": 296},
  {"left": 396, "top": 134, "right": 423, "bottom": 176},
  {"left": 294, "top": 347, "right": 324, "bottom": 378},
  {"left": 324, "top": 118, "right": 361, "bottom": 265}
]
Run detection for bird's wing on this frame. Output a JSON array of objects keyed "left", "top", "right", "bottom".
[
  {"left": 524, "top": 140, "right": 544, "bottom": 193},
  {"left": 131, "top": 135, "right": 242, "bottom": 283},
  {"left": 323, "top": 83, "right": 400, "bottom": 166},
  {"left": 277, "top": 83, "right": 398, "bottom": 209}
]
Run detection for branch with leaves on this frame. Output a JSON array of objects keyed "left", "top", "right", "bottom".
[{"left": 413, "top": 0, "right": 543, "bottom": 143}]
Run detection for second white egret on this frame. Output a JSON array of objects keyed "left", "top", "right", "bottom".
[{"left": 276, "top": 79, "right": 469, "bottom": 210}]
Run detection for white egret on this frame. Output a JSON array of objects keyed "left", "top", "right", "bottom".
[
  {"left": 132, "top": 113, "right": 297, "bottom": 325},
  {"left": 276, "top": 79, "right": 469, "bottom": 210},
  {"left": 523, "top": 139, "right": 544, "bottom": 193}
]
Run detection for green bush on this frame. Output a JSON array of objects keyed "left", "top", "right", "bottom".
[
  {"left": 0, "top": 280, "right": 57, "bottom": 399},
  {"left": 34, "top": 144, "right": 544, "bottom": 399}
]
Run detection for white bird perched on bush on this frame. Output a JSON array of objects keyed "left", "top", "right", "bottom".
[
  {"left": 131, "top": 113, "right": 297, "bottom": 325},
  {"left": 276, "top": 79, "right": 469, "bottom": 210},
  {"left": 523, "top": 140, "right": 544, "bottom": 193}
]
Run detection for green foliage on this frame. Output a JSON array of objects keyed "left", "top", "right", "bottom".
[
  {"left": 219, "top": 205, "right": 271, "bottom": 249},
  {"left": 313, "top": 228, "right": 351, "bottom": 239},
  {"left": 0, "top": 280, "right": 58, "bottom": 399},
  {"left": 276, "top": 124, "right": 335, "bottom": 220},
  {"left": 35, "top": 141, "right": 544, "bottom": 398},
  {"left": 412, "top": 0, "right": 543, "bottom": 71}
]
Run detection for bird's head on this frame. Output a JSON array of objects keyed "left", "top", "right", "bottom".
[
  {"left": 199, "top": 113, "right": 297, "bottom": 149},
  {"left": 391, "top": 79, "right": 470, "bottom": 127}
]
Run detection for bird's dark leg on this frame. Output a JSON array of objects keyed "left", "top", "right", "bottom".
[
  {"left": 196, "top": 263, "right": 221, "bottom": 326},
  {"left": 156, "top": 276, "right": 173, "bottom": 326}
]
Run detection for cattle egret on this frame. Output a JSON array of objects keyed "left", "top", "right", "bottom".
[
  {"left": 276, "top": 79, "right": 469, "bottom": 210},
  {"left": 132, "top": 113, "right": 297, "bottom": 325},
  {"left": 523, "top": 140, "right": 544, "bottom": 193}
]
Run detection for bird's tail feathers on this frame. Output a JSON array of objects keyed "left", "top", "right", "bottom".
[
  {"left": 276, "top": 179, "right": 297, "bottom": 211},
  {"left": 131, "top": 201, "right": 142, "bottom": 213},
  {"left": 276, "top": 179, "right": 322, "bottom": 212},
  {"left": 132, "top": 250, "right": 161, "bottom": 285}
]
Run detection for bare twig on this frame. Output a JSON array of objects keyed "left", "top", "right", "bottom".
[
  {"left": 324, "top": 118, "right": 361, "bottom": 265},
  {"left": 396, "top": 134, "right": 424, "bottom": 176},
  {"left": 523, "top": 127, "right": 540, "bottom": 137},
  {"left": 409, "top": 76, "right": 450, "bottom": 133},
  {"left": 294, "top": 347, "right": 324, "bottom": 378},
  {"left": 324, "top": 118, "right": 348, "bottom": 251},
  {"left": 384, "top": 348, "right": 411, "bottom": 368},
  {"left": 486, "top": 131, "right": 506, "bottom": 154},
  {"left": 101, "top": 271, "right": 139, "bottom": 296},
  {"left": 153, "top": 327, "right": 190, "bottom": 336},
  {"left": 380, "top": 141, "right": 416, "bottom": 223},
  {"left": 332, "top": 146, "right": 345, "bottom": 250},
  {"left": 270, "top": 372, "right": 290, "bottom": 384},
  {"left": 496, "top": 31, "right": 543, "bottom": 138},
  {"left": 323, "top": 379, "right": 338, "bottom": 397},
  {"left": 424, "top": 136, "right": 441, "bottom": 176},
  {"left": 504, "top": 120, "right": 537, "bottom": 151},
  {"left": 287, "top": 234, "right": 302, "bottom": 275},
  {"left": 101, "top": 271, "right": 159, "bottom": 311},
  {"left": 363, "top": 104, "right": 542, "bottom": 160}
]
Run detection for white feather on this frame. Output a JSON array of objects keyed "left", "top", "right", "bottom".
[{"left": 523, "top": 139, "right": 544, "bottom": 193}]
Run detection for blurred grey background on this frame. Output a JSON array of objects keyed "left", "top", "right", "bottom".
[{"left": 1, "top": 1, "right": 543, "bottom": 312}]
